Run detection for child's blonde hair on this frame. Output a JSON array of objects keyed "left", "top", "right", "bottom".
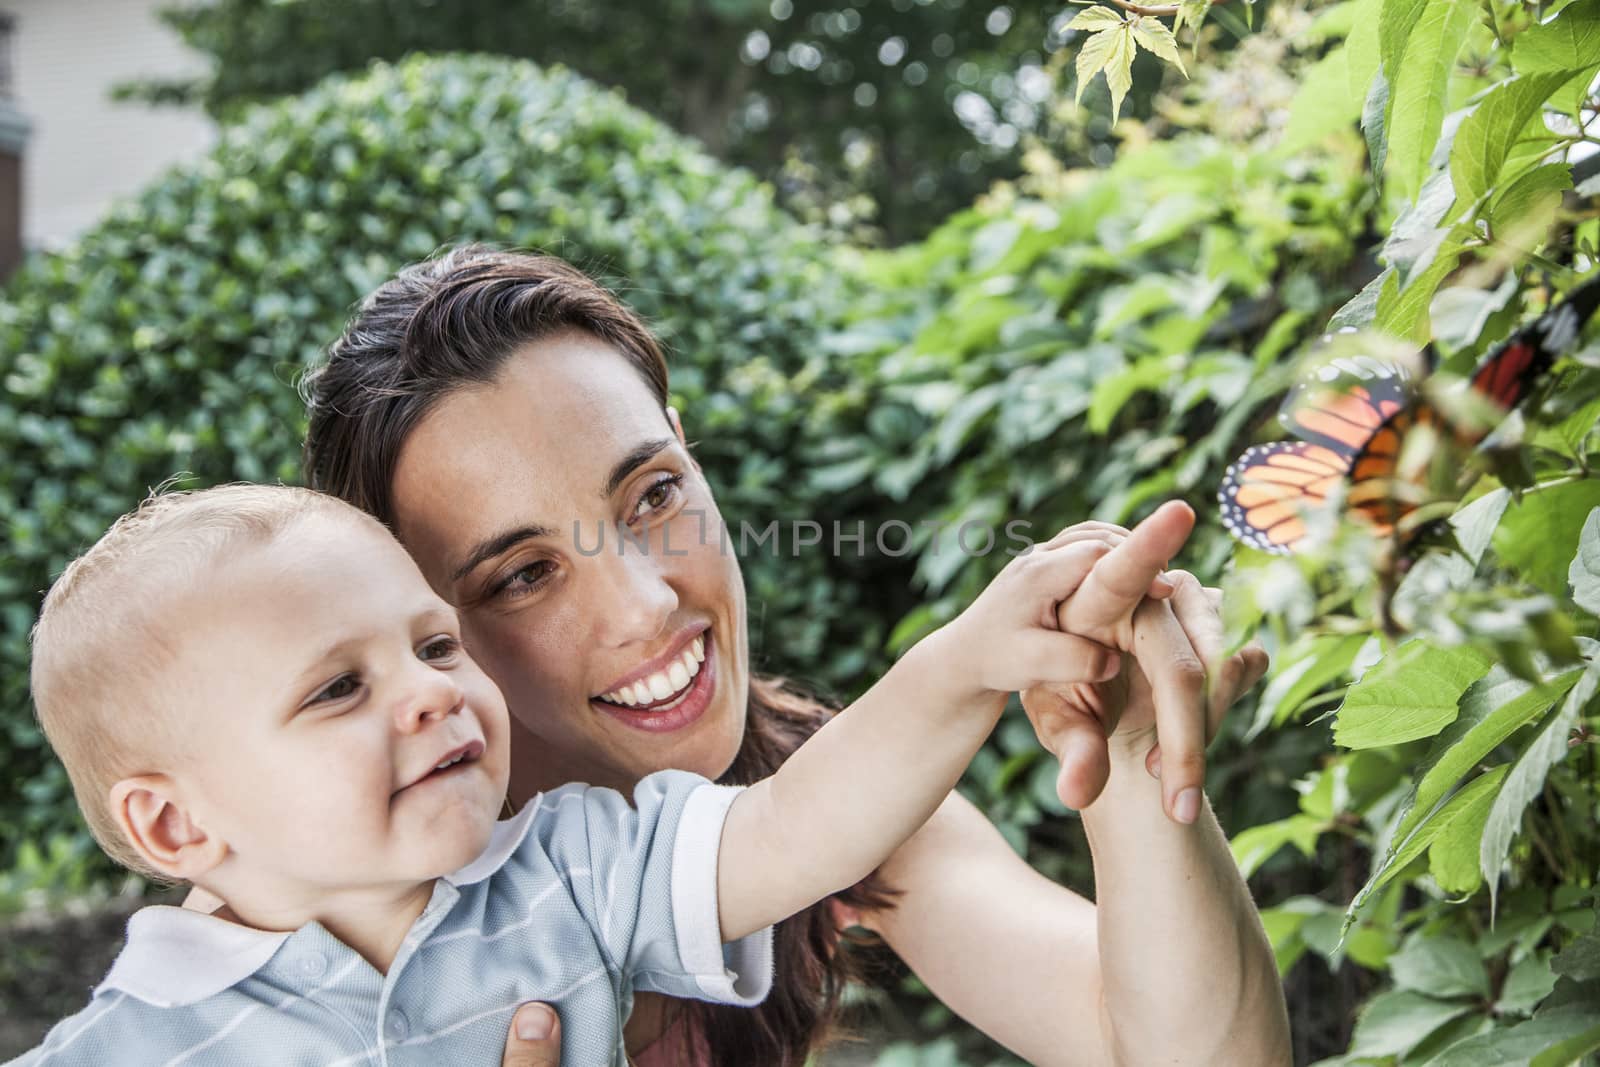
[{"left": 29, "top": 483, "right": 363, "bottom": 880}]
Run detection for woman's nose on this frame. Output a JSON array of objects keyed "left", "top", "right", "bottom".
[
  {"left": 394, "top": 662, "right": 465, "bottom": 732},
  {"left": 588, "top": 538, "right": 680, "bottom": 649}
]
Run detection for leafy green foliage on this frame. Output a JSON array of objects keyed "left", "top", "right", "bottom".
[
  {"left": 123, "top": 0, "right": 1067, "bottom": 242},
  {"left": 1213, "top": 0, "right": 1600, "bottom": 1060}
]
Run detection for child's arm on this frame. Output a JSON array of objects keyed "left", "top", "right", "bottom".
[{"left": 714, "top": 535, "right": 1142, "bottom": 942}]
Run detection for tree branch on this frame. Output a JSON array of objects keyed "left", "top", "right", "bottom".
[
  {"left": 1100, "top": 0, "right": 1229, "bottom": 19},
  {"left": 1102, "top": 0, "right": 1183, "bottom": 16}
]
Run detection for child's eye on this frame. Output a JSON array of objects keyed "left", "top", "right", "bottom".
[
  {"left": 418, "top": 635, "right": 460, "bottom": 663},
  {"left": 631, "top": 472, "right": 685, "bottom": 521},
  {"left": 312, "top": 674, "right": 361, "bottom": 705}
]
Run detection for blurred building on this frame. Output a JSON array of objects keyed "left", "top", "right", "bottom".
[
  {"left": 1, "top": 12, "right": 26, "bottom": 276},
  {"left": 0, "top": 0, "right": 216, "bottom": 263}
]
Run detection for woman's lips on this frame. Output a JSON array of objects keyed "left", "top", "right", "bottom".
[{"left": 590, "top": 631, "right": 717, "bottom": 734}]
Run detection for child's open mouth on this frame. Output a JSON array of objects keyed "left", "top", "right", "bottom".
[{"left": 398, "top": 738, "right": 486, "bottom": 793}]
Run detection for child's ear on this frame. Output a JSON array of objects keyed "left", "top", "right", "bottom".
[
  {"left": 666, "top": 406, "right": 701, "bottom": 473},
  {"left": 108, "top": 775, "right": 228, "bottom": 882}
]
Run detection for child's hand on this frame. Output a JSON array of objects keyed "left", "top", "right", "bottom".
[
  {"left": 1029, "top": 501, "right": 1268, "bottom": 822},
  {"left": 926, "top": 530, "right": 1170, "bottom": 700}
]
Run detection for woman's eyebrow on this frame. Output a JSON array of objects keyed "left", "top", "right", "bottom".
[
  {"left": 602, "top": 437, "right": 675, "bottom": 498},
  {"left": 452, "top": 522, "right": 558, "bottom": 583}
]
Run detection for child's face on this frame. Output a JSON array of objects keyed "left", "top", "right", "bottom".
[{"left": 170, "top": 513, "right": 512, "bottom": 896}]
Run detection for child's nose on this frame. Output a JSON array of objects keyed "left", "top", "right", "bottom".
[{"left": 394, "top": 665, "right": 465, "bottom": 731}]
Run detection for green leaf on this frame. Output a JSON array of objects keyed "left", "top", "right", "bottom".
[
  {"left": 1283, "top": 43, "right": 1366, "bottom": 152},
  {"left": 932, "top": 383, "right": 1004, "bottom": 464},
  {"left": 1512, "top": 0, "right": 1600, "bottom": 75},
  {"left": 1569, "top": 507, "right": 1600, "bottom": 616},
  {"left": 1530, "top": 1024, "right": 1600, "bottom": 1067},
  {"left": 1067, "top": 5, "right": 1128, "bottom": 31},
  {"left": 1375, "top": 225, "right": 1470, "bottom": 343},
  {"left": 1373, "top": 765, "right": 1507, "bottom": 895},
  {"left": 1333, "top": 641, "right": 1493, "bottom": 749},
  {"left": 1487, "top": 162, "right": 1573, "bottom": 241},
  {"left": 1495, "top": 480, "right": 1600, "bottom": 598},
  {"left": 1087, "top": 353, "right": 1172, "bottom": 433},
  {"left": 1432, "top": 1012, "right": 1600, "bottom": 1066},
  {"left": 1329, "top": 267, "right": 1394, "bottom": 330},
  {"left": 1074, "top": 28, "right": 1124, "bottom": 109},
  {"left": 1377, "top": 0, "right": 1427, "bottom": 93},
  {"left": 1347, "top": 988, "right": 1475, "bottom": 1058},
  {"left": 1389, "top": 936, "right": 1491, "bottom": 998},
  {"left": 1344, "top": 0, "right": 1383, "bottom": 99},
  {"left": 1395, "top": 665, "right": 1582, "bottom": 850},
  {"left": 1230, "top": 814, "right": 1328, "bottom": 879},
  {"left": 1429, "top": 770, "right": 1502, "bottom": 893},
  {"left": 1451, "top": 71, "right": 1579, "bottom": 211},
  {"left": 1451, "top": 488, "right": 1512, "bottom": 565},
  {"left": 1551, "top": 907, "right": 1600, "bottom": 982},
  {"left": 1131, "top": 16, "right": 1187, "bottom": 76},
  {"left": 1104, "top": 24, "right": 1137, "bottom": 124},
  {"left": 1249, "top": 632, "right": 1368, "bottom": 738},
  {"left": 1174, "top": 0, "right": 1212, "bottom": 44},
  {"left": 1362, "top": 65, "right": 1391, "bottom": 174},
  {"left": 1497, "top": 951, "right": 1560, "bottom": 1014},
  {"left": 1383, "top": 0, "right": 1478, "bottom": 199},
  {"left": 1481, "top": 660, "right": 1600, "bottom": 911}
]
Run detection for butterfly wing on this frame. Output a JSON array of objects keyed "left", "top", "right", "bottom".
[
  {"left": 1278, "top": 355, "right": 1412, "bottom": 459},
  {"left": 1342, "top": 403, "right": 1451, "bottom": 536},
  {"left": 1468, "top": 272, "right": 1600, "bottom": 411},
  {"left": 1219, "top": 441, "right": 1354, "bottom": 554}
]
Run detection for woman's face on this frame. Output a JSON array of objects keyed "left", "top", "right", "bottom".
[{"left": 389, "top": 331, "right": 750, "bottom": 796}]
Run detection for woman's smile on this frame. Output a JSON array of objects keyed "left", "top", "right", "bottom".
[{"left": 589, "top": 627, "right": 718, "bottom": 734}]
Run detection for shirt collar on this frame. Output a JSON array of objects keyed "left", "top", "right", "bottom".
[
  {"left": 98, "top": 799, "right": 546, "bottom": 1006},
  {"left": 441, "top": 791, "right": 543, "bottom": 887}
]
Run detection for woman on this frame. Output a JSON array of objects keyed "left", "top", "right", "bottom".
[{"left": 300, "top": 247, "right": 1291, "bottom": 1065}]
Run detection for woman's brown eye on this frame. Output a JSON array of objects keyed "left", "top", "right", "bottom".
[
  {"left": 494, "top": 560, "right": 554, "bottom": 599},
  {"left": 633, "top": 473, "right": 685, "bottom": 519},
  {"left": 513, "top": 562, "right": 550, "bottom": 585}
]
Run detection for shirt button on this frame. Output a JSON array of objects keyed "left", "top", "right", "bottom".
[
  {"left": 386, "top": 1009, "right": 410, "bottom": 1041},
  {"left": 296, "top": 953, "right": 327, "bottom": 979}
]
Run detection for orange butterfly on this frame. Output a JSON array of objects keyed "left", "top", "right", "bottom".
[{"left": 1219, "top": 275, "right": 1600, "bottom": 555}]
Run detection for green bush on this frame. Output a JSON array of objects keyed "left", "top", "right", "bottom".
[{"left": 0, "top": 53, "right": 883, "bottom": 869}]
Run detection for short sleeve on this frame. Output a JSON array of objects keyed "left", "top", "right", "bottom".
[{"left": 534, "top": 768, "right": 773, "bottom": 1007}]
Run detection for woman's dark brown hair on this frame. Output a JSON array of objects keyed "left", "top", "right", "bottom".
[{"left": 301, "top": 245, "right": 898, "bottom": 1066}]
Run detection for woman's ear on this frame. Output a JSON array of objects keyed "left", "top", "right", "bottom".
[
  {"left": 109, "top": 775, "right": 229, "bottom": 882},
  {"left": 665, "top": 406, "right": 701, "bottom": 473}
]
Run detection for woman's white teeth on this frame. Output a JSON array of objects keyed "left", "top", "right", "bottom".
[
  {"left": 435, "top": 753, "right": 465, "bottom": 771},
  {"left": 600, "top": 635, "right": 705, "bottom": 708}
]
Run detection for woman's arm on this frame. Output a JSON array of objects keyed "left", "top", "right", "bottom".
[
  {"left": 858, "top": 573, "right": 1289, "bottom": 1067},
  {"left": 858, "top": 781, "right": 1289, "bottom": 1067}
]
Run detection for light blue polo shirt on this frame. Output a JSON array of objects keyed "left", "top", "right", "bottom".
[{"left": 11, "top": 769, "right": 772, "bottom": 1067}]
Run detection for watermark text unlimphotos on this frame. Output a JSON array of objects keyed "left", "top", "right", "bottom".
[{"left": 572, "top": 510, "right": 1040, "bottom": 559}]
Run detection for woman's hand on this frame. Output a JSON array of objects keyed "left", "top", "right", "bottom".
[
  {"left": 930, "top": 529, "right": 1176, "bottom": 702},
  {"left": 1022, "top": 502, "right": 1269, "bottom": 822},
  {"left": 500, "top": 1003, "right": 561, "bottom": 1067}
]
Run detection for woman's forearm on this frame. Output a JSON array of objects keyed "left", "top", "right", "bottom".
[{"left": 1080, "top": 746, "right": 1290, "bottom": 1065}]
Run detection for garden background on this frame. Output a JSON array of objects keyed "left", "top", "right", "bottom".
[{"left": 2, "top": 0, "right": 1600, "bottom": 1063}]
